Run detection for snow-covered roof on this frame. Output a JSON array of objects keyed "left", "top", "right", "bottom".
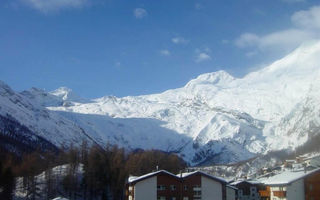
[
  {"left": 177, "top": 171, "right": 227, "bottom": 184},
  {"left": 247, "top": 180, "right": 262, "bottom": 184},
  {"left": 178, "top": 171, "right": 198, "bottom": 178},
  {"left": 226, "top": 185, "right": 238, "bottom": 190},
  {"left": 230, "top": 179, "right": 261, "bottom": 186},
  {"left": 285, "top": 160, "right": 296, "bottom": 162},
  {"left": 128, "top": 170, "right": 178, "bottom": 183},
  {"left": 305, "top": 154, "right": 320, "bottom": 161},
  {"left": 51, "top": 197, "right": 69, "bottom": 200},
  {"left": 229, "top": 180, "right": 242, "bottom": 186},
  {"left": 128, "top": 170, "right": 227, "bottom": 184},
  {"left": 259, "top": 168, "right": 320, "bottom": 186},
  {"left": 128, "top": 176, "right": 139, "bottom": 183}
]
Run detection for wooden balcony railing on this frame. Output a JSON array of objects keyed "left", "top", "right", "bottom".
[
  {"left": 259, "top": 190, "right": 270, "bottom": 197},
  {"left": 273, "top": 191, "right": 286, "bottom": 198}
]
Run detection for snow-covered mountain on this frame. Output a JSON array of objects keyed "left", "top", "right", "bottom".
[
  {"left": 1, "top": 41, "right": 320, "bottom": 165},
  {"left": 0, "top": 81, "right": 96, "bottom": 148}
]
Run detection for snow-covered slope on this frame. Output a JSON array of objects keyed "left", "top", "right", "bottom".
[
  {"left": 268, "top": 70, "right": 320, "bottom": 150},
  {"left": 1, "top": 41, "right": 320, "bottom": 165},
  {"left": 0, "top": 81, "right": 96, "bottom": 147},
  {"left": 21, "top": 86, "right": 88, "bottom": 107}
]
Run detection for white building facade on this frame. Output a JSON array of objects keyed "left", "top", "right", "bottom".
[
  {"left": 268, "top": 179, "right": 304, "bottom": 200},
  {"left": 260, "top": 168, "right": 320, "bottom": 200},
  {"left": 126, "top": 170, "right": 236, "bottom": 200}
]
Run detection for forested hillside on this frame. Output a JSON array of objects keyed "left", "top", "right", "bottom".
[{"left": 0, "top": 143, "right": 186, "bottom": 200}]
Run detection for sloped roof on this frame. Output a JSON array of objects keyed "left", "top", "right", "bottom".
[
  {"left": 128, "top": 170, "right": 178, "bottom": 184},
  {"left": 128, "top": 170, "right": 228, "bottom": 184},
  {"left": 259, "top": 168, "right": 320, "bottom": 186},
  {"left": 178, "top": 171, "right": 227, "bottom": 184},
  {"left": 226, "top": 185, "right": 238, "bottom": 190},
  {"left": 230, "top": 179, "right": 261, "bottom": 186}
]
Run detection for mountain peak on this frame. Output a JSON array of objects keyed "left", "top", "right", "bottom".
[
  {"left": 51, "top": 87, "right": 73, "bottom": 95},
  {"left": 185, "top": 70, "right": 235, "bottom": 88},
  {"left": 50, "top": 87, "right": 85, "bottom": 103}
]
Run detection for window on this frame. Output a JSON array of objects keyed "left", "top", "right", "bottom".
[
  {"left": 170, "top": 197, "right": 176, "bottom": 200},
  {"left": 194, "top": 190, "right": 201, "bottom": 199},
  {"left": 184, "top": 185, "right": 188, "bottom": 191},
  {"left": 170, "top": 185, "right": 176, "bottom": 191},
  {"left": 193, "top": 185, "right": 201, "bottom": 191},
  {"left": 157, "top": 185, "right": 166, "bottom": 191},
  {"left": 310, "top": 184, "right": 313, "bottom": 191},
  {"left": 183, "top": 197, "right": 189, "bottom": 200},
  {"left": 129, "top": 186, "right": 133, "bottom": 191},
  {"left": 157, "top": 196, "right": 166, "bottom": 200}
]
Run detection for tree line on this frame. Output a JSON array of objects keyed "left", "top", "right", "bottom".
[{"left": 0, "top": 142, "right": 187, "bottom": 200}]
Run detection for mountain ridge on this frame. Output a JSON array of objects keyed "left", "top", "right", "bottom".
[{"left": 1, "top": 41, "right": 320, "bottom": 165}]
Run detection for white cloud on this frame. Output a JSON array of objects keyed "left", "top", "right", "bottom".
[
  {"left": 160, "top": 49, "right": 171, "bottom": 56},
  {"left": 172, "top": 37, "right": 189, "bottom": 44},
  {"left": 134, "top": 8, "right": 147, "bottom": 19},
  {"left": 21, "top": 0, "right": 89, "bottom": 13},
  {"left": 235, "top": 5, "right": 320, "bottom": 55},
  {"left": 195, "top": 52, "right": 211, "bottom": 63},
  {"left": 260, "top": 29, "right": 313, "bottom": 48},
  {"left": 291, "top": 6, "right": 320, "bottom": 30},
  {"left": 235, "top": 33, "right": 260, "bottom": 48},
  {"left": 236, "top": 29, "right": 313, "bottom": 51}
]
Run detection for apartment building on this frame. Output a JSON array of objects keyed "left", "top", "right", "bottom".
[
  {"left": 126, "top": 170, "right": 237, "bottom": 200},
  {"left": 258, "top": 168, "right": 320, "bottom": 200}
]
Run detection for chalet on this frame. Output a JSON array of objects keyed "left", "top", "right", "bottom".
[
  {"left": 126, "top": 170, "right": 237, "bottom": 200},
  {"left": 258, "top": 168, "right": 320, "bottom": 200}
]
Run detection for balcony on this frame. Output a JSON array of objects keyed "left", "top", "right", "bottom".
[
  {"left": 273, "top": 191, "right": 286, "bottom": 198},
  {"left": 259, "top": 190, "right": 270, "bottom": 197}
]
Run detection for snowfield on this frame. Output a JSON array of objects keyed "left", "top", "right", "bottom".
[{"left": 1, "top": 41, "right": 320, "bottom": 165}]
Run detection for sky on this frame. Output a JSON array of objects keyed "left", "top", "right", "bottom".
[{"left": 1, "top": 0, "right": 320, "bottom": 98}]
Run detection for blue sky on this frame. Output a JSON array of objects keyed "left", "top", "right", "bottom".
[{"left": 1, "top": 0, "right": 320, "bottom": 98}]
